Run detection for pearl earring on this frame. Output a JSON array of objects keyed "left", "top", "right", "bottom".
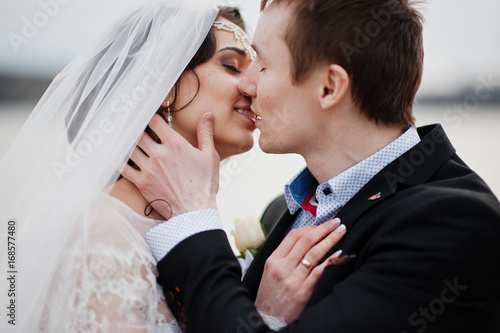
[{"left": 166, "top": 100, "right": 173, "bottom": 128}]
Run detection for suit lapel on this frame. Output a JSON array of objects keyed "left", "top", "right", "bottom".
[
  {"left": 337, "top": 124, "right": 456, "bottom": 237},
  {"left": 243, "top": 208, "right": 299, "bottom": 299}
]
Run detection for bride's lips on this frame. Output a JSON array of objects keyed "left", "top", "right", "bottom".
[{"left": 234, "top": 105, "right": 259, "bottom": 126}]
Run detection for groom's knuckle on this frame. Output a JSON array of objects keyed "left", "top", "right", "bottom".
[
  {"left": 150, "top": 115, "right": 162, "bottom": 131},
  {"left": 269, "top": 264, "right": 285, "bottom": 281},
  {"left": 264, "top": 258, "right": 275, "bottom": 271},
  {"left": 264, "top": 257, "right": 271, "bottom": 268},
  {"left": 271, "top": 269, "right": 283, "bottom": 282}
]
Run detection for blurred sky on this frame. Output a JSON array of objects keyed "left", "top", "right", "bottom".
[{"left": 0, "top": 0, "right": 499, "bottom": 96}]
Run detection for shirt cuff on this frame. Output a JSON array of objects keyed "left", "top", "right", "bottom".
[
  {"left": 145, "top": 208, "right": 223, "bottom": 261},
  {"left": 257, "top": 308, "right": 287, "bottom": 331}
]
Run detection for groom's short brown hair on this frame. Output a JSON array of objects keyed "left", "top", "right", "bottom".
[{"left": 260, "top": 0, "right": 424, "bottom": 128}]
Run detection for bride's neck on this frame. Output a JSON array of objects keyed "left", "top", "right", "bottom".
[{"left": 108, "top": 178, "right": 166, "bottom": 220}]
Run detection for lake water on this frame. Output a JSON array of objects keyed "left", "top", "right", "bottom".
[{"left": 1, "top": 102, "right": 499, "bottom": 237}]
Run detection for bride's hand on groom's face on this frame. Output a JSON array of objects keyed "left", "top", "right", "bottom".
[
  {"left": 123, "top": 113, "right": 220, "bottom": 219},
  {"left": 255, "top": 219, "right": 346, "bottom": 324}
]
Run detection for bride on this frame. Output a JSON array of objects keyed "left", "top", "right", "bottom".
[{"left": 0, "top": 0, "right": 257, "bottom": 331}]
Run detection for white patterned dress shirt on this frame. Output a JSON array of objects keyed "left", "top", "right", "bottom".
[{"left": 285, "top": 126, "right": 421, "bottom": 231}]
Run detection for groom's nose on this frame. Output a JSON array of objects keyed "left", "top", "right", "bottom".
[{"left": 238, "top": 62, "right": 257, "bottom": 98}]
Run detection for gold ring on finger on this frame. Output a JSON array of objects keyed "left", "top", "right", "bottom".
[{"left": 300, "top": 258, "right": 313, "bottom": 271}]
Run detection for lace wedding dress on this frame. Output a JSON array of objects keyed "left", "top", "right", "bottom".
[{"left": 39, "top": 194, "right": 181, "bottom": 333}]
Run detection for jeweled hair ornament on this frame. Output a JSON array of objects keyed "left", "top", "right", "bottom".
[{"left": 213, "top": 21, "right": 256, "bottom": 61}]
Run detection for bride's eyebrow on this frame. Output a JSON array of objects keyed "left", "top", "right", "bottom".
[{"left": 218, "top": 47, "right": 247, "bottom": 57}]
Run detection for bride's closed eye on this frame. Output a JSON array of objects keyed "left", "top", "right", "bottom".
[
  {"left": 217, "top": 47, "right": 249, "bottom": 74},
  {"left": 221, "top": 58, "right": 241, "bottom": 73},
  {"left": 223, "top": 63, "right": 241, "bottom": 73}
]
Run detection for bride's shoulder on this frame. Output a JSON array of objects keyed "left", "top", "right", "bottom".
[
  {"left": 87, "top": 194, "right": 145, "bottom": 248},
  {"left": 91, "top": 193, "right": 128, "bottom": 225}
]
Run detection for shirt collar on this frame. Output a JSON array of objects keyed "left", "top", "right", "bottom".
[{"left": 284, "top": 126, "right": 421, "bottom": 216}]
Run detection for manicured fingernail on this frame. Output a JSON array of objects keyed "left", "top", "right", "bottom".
[
  {"left": 335, "top": 224, "right": 346, "bottom": 234},
  {"left": 333, "top": 249, "right": 343, "bottom": 257},
  {"left": 330, "top": 217, "right": 341, "bottom": 226}
]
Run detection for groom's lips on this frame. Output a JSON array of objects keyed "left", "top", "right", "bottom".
[
  {"left": 250, "top": 106, "right": 262, "bottom": 125},
  {"left": 235, "top": 105, "right": 258, "bottom": 125}
]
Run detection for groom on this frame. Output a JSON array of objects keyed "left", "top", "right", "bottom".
[{"left": 124, "top": 0, "right": 500, "bottom": 332}]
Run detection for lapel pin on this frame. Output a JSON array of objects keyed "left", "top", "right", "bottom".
[{"left": 368, "top": 192, "right": 382, "bottom": 201}]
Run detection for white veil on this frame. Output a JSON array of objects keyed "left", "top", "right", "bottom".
[{"left": 0, "top": 0, "right": 218, "bottom": 331}]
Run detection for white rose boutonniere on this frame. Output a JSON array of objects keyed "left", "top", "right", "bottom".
[{"left": 232, "top": 216, "right": 267, "bottom": 258}]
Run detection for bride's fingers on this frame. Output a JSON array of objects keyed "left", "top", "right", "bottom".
[
  {"left": 271, "top": 225, "right": 316, "bottom": 259},
  {"left": 301, "top": 250, "right": 343, "bottom": 293},
  {"left": 288, "top": 249, "right": 344, "bottom": 310},
  {"left": 297, "top": 221, "right": 346, "bottom": 270},
  {"left": 287, "top": 218, "right": 343, "bottom": 265}
]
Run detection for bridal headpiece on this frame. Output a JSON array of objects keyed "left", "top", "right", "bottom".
[{"left": 213, "top": 21, "right": 256, "bottom": 61}]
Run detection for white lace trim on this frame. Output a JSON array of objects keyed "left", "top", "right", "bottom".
[{"left": 257, "top": 308, "right": 287, "bottom": 331}]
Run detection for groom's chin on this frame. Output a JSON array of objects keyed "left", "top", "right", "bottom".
[{"left": 258, "top": 138, "right": 286, "bottom": 155}]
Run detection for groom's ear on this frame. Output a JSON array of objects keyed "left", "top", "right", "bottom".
[{"left": 319, "top": 64, "right": 350, "bottom": 110}]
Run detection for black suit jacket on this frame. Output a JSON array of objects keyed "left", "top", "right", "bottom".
[{"left": 156, "top": 124, "right": 500, "bottom": 332}]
